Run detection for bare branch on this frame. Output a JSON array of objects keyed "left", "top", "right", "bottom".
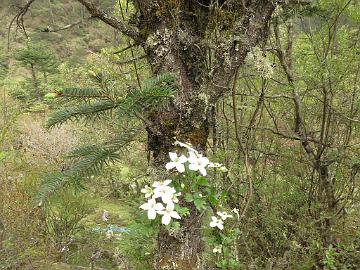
[
  {"left": 41, "top": 17, "right": 93, "bottom": 33},
  {"left": 76, "top": 0, "right": 142, "bottom": 44},
  {"left": 8, "top": 0, "right": 36, "bottom": 49},
  {"left": 113, "top": 55, "right": 146, "bottom": 66}
]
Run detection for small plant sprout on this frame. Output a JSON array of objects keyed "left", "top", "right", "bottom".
[
  {"left": 213, "top": 244, "right": 223, "bottom": 254},
  {"left": 188, "top": 151, "right": 210, "bottom": 176},
  {"left": 165, "top": 152, "right": 187, "bottom": 173},
  {"left": 141, "top": 185, "right": 153, "bottom": 198},
  {"left": 210, "top": 216, "right": 224, "bottom": 230},
  {"left": 140, "top": 198, "right": 165, "bottom": 220},
  {"left": 217, "top": 211, "right": 233, "bottom": 221},
  {"left": 158, "top": 202, "right": 181, "bottom": 225}
]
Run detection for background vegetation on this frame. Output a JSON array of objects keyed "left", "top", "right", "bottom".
[{"left": 1, "top": 0, "right": 360, "bottom": 269}]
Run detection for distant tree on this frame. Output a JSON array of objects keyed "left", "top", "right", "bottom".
[{"left": 14, "top": 41, "right": 58, "bottom": 99}]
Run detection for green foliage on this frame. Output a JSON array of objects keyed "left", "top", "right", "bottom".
[
  {"left": 46, "top": 74, "right": 176, "bottom": 128},
  {"left": 14, "top": 41, "right": 58, "bottom": 74},
  {"left": 37, "top": 128, "right": 139, "bottom": 202},
  {"left": 46, "top": 100, "right": 117, "bottom": 128},
  {"left": 44, "top": 189, "right": 93, "bottom": 255}
]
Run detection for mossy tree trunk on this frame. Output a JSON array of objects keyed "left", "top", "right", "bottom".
[{"left": 72, "top": 0, "right": 286, "bottom": 268}]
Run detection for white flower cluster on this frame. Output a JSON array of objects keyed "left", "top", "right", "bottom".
[
  {"left": 140, "top": 180, "right": 181, "bottom": 225},
  {"left": 139, "top": 141, "right": 228, "bottom": 226},
  {"left": 210, "top": 211, "right": 233, "bottom": 230},
  {"left": 166, "top": 141, "right": 228, "bottom": 176}
]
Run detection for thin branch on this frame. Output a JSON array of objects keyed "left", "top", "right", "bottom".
[
  {"left": 113, "top": 43, "right": 138, "bottom": 54},
  {"left": 76, "top": 0, "right": 142, "bottom": 44},
  {"left": 113, "top": 55, "right": 146, "bottom": 66},
  {"left": 8, "top": 0, "right": 36, "bottom": 49},
  {"left": 41, "top": 17, "right": 93, "bottom": 32}
]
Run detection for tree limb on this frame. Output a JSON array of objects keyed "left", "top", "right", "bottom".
[
  {"left": 76, "top": 0, "right": 142, "bottom": 44},
  {"left": 41, "top": 17, "right": 93, "bottom": 33}
]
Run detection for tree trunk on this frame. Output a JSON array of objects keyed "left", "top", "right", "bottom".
[
  {"left": 30, "top": 63, "right": 40, "bottom": 99},
  {"left": 147, "top": 106, "right": 209, "bottom": 269},
  {"left": 74, "top": 0, "right": 278, "bottom": 268}
]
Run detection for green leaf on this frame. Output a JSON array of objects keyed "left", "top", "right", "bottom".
[
  {"left": 184, "top": 193, "right": 193, "bottom": 202},
  {"left": 194, "top": 198, "right": 207, "bottom": 211},
  {"left": 207, "top": 194, "right": 219, "bottom": 207},
  {"left": 175, "top": 205, "right": 190, "bottom": 217},
  {"left": 196, "top": 177, "right": 210, "bottom": 187}
]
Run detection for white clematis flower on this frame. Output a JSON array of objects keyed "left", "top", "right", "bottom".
[
  {"left": 208, "top": 162, "right": 223, "bottom": 168},
  {"left": 153, "top": 180, "right": 176, "bottom": 204},
  {"left": 210, "top": 216, "right": 224, "bottom": 230},
  {"left": 158, "top": 202, "right": 181, "bottom": 225},
  {"left": 232, "top": 208, "right": 240, "bottom": 220},
  {"left": 140, "top": 198, "right": 164, "bottom": 220},
  {"left": 165, "top": 152, "right": 187, "bottom": 173},
  {"left": 188, "top": 151, "right": 209, "bottom": 176},
  {"left": 174, "top": 141, "right": 199, "bottom": 155},
  {"left": 141, "top": 185, "right": 153, "bottom": 198},
  {"left": 213, "top": 244, "right": 223, "bottom": 254},
  {"left": 217, "top": 211, "right": 233, "bottom": 221},
  {"left": 152, "top": 179, "right": 172, "bottom": 188}
]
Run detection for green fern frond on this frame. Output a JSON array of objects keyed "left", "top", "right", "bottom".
[{"left": 47, "top": 100, "right": 116, "bottom": 128}]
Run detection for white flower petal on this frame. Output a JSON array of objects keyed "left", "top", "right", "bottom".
[
  {"left": 210, "top": 221, "right": 217, "bottom": 227},
  {"left": 165, "top": 162, "right": 176, "bottom": 170},
  {"left": 218, "top": 223, "right": 224, "bottom": 230},
  {"left": 176, "top": 163, "right": 185, "bottom": 173},
  {"left": 152, "top": 181, "right": 161, "bottom": 188},
  {"left": 170, "top": 211, "right": 181, "bottom": 219},
  {"left": 188, "top": 152, "right": 198, "bottom": 163},
  {"left": 161, "top": 194, "right": 173, "bottom": 204},
  {"left": 148, "top": 209, "right": 157, "bottom": 220},
  {"left": 199, "top": 167, "right": 207, "bottom": 176},
  {"left": 178, "top": 155, "right": 188, "bottom": 163},
  {"left": 140, "top": 202, "right": 149, "bottom": 210},
  {"left": 162, "top": 214, "right": 171, "bottom": 225},
  {"left": 166, "top": 201, "right": 175, "bottom": 211},
  {"left": 169, "top": 152, "right": 177, "bottom": 161},
  {"left": 188, "top": 163, "right": 199, "bottom": 171},
  {"left": 163, "top": 179, "right": 172, "bottom": 186},
  {"left": 200, "top": 157, "right": 209, "bottom": 166},
  {"left": 154, "top": 203, "right": 164, "bottom": 211}
]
